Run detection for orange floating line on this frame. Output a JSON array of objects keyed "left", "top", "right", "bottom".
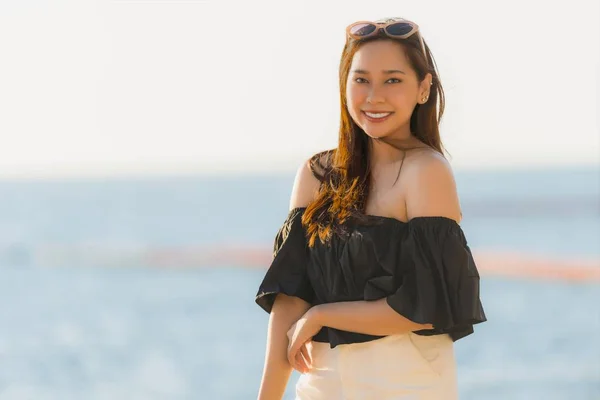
[
  {"left": 207, "top": 247, "right": 600, "bottom": 283},
  {"left": 142, "top": 245, "right": 600, "bottom": 282},
  {"left": 472, "top": 251, "right": 600, "bottom": 282}
]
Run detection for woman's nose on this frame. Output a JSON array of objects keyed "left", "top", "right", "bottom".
[{"left": 366, "top": 87, "right": 385, "bottom": 104}]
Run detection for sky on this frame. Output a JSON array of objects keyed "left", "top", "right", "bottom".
[{"left": 0, "top": 0, "right": 598, "bottom": 179}]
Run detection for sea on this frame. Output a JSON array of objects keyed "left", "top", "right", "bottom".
[{"left": 0, "top": 166, "right": 599, "bottom": 400}]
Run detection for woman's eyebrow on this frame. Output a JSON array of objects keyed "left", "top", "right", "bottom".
[{"left": 351, "top": 69, "right": 406, "bottom": 75}]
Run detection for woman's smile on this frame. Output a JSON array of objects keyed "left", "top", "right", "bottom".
[{"left": 362, "top": 110, "right": 394, "bottom": 122}]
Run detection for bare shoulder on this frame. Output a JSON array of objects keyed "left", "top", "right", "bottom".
[
  {"left": 289, "top": 154, "right": 324, "bottom": 209},
  {"left": 403, "top": 149, "right": 462, "bottom": 223}
]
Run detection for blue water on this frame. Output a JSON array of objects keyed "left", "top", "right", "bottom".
[
  {"left": 1, "top": 266, "right": 598, "bottom": 399},
  {"left": 0, "top": 166, "right": 599, "bottom": 399},
  {"left": 0, "top": 167, "right": 598, "bottom": 260}
]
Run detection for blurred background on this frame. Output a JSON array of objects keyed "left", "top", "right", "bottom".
[{"left": 0, "top": 0, "right": 599, "bottom": 399}]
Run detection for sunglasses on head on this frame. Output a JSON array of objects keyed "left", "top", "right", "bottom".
[{"left": 346, "top": 18, "right": 427, "bottom": 57}]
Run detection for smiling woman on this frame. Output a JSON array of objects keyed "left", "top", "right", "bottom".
[
  {"left": 346, "top": 41, "right": 434, "bottom": 142},
  {"left": 254, "top": 17, "right": 486, "bottom": 400}
]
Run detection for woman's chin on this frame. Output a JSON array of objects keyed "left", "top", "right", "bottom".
[{"left": 362, "top": 129, "right": 391, "bottom": 140}]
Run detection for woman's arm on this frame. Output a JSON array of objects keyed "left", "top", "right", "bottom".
[
  {"left": 257, "top": 294, "right": 311, "bottom": 400},
  {"left": 258, "top": 159, "right": 321, "bottom": 399},
  {"left": 286, "top": 299, "right": 430, "bottom": 370},
  {"left": 310, "top": 298, "right": 431, "bottom": 336}
]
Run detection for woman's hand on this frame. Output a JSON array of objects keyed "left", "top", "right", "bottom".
[
  {"left": 286, "top": 321, "right": 312, "bottom": 374},
  {"left": 286, "top": 308, "right": 322, "bottom": 374}
]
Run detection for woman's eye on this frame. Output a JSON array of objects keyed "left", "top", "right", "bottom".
[{"left": 354, "top": 78, "right": 402, "bottom": 84}]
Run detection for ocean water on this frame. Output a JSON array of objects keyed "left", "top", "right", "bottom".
[{"left": 0, "top": 166, "right": 599, "bottom": 399}]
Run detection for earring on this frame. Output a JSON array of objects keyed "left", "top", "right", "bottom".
[{"left": 421, "top": 96, "right": 428, "bottom": 103}]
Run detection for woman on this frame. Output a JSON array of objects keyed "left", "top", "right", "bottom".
[{"left": 255, "top": 17, "right": 487, "bottom": 400}]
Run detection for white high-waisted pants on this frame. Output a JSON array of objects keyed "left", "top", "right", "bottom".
[{"left": 295, "top": 333, "right": 458, "bottom": 400}]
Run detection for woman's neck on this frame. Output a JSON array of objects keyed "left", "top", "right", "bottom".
[{"left": 368, "top": 135, "right": 427, "bottom": 167}]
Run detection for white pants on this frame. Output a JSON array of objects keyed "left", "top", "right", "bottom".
[{"left": 295, "top": 333, "right": 458, "bottom": 400}]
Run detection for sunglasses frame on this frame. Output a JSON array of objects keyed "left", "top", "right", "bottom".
[{"left": 345, "top": 19, "right": 427, "bottom": 60}]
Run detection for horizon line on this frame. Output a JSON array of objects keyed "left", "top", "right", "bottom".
[{"left": 0, "top": 162, "right": 598, "bottom": 183}]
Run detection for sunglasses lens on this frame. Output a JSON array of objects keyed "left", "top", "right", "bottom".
[
  {"left": 386, "top": 22, "right": 414, "bottom": 36},
  {"left": 349, "top": 23, "right": 377, "bottom": 37}
]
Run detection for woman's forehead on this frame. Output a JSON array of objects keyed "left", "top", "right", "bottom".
[{"left": 351, "top": 41, "right": 409, "bottom": 68}]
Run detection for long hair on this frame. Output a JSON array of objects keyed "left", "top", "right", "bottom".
[{"left": 302, "top": 24, "right": 447, "bottom": 247}]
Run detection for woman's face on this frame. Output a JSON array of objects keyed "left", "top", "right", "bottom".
[{"left": 346, "top": 40, "right": 431, "bottom": 140}]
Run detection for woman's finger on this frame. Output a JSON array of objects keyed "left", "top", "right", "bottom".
[
  {"left": 300, "top": 343, "right": 312, "bottom": 368},
  {"left": 287, "top": 344, "right": 295, "bottom": 367},
  {"left": 288, "top": 345, "right": 303, "bottom": 372},
  {"left": 295, "top": 350, "right": 307, "bottom": 372},
  {"left": 288, "top": 340, "right": 301, "bottom": 368},
  {"left": 288, "top": 339, "right": 308, "bottom": 373}
]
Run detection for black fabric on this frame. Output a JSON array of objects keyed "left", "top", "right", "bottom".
[
  {"left": 255, "top": 207, "right": 487, "bottom": 348},
  {"left": 255, "top": 208, "right": 315, "bottom": 313}
]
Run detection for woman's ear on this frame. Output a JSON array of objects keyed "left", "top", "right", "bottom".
[{"left": 420, "top": 73, "right": 433, "bottom": 98}]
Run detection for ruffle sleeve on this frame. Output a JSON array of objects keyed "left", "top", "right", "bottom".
[
  {"left": 364, "top": 216, "right": 487, "bottom": 341},
  {"left": 255, "top": 208, "right": 315, "bottom": 313}
]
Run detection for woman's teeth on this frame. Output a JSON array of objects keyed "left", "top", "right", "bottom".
[
  {"left": 363, "top": 111, "right": 393, "bottom": 122},
  {"left": 365, "top": 112, "right": 391, "bottom": 118}
]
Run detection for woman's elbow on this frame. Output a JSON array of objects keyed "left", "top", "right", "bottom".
[{"left": 271, "top": 294, "right": 312, "bottom": 321}]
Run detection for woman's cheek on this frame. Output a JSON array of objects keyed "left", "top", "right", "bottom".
[
  {"left": 345, "top": 87, "right": 354, "bottom": 106},
  {"left": 346, "top": 87, "right": 363, "bottom": 111}
]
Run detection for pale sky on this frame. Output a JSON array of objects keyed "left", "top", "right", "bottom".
[{"left": 0, "top": 0, "right": 598, "bottom": 179}]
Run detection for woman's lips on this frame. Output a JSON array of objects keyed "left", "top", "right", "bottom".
[{"left": 362, "top": 111, "right": 393, "bottom": 123}]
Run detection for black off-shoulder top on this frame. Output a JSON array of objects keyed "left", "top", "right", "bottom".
[{"left": 255, "top": 207, "right": 487, "bottom": 349}]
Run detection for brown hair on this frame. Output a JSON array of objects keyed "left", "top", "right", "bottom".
[{"left": 302, "top": 27, "right": 447, "bottom": 247}]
